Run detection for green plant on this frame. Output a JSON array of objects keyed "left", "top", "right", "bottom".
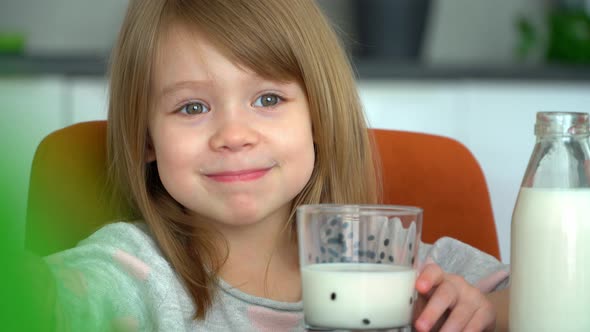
[{"left": 547, "top": 9, "right": 590, "bottom": 63}]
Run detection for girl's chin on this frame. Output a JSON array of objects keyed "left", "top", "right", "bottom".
[
  {"left": 197, "top": 210, "right": 265, "bottom": 227},
  {"left": 214, "top": 209, "right": 286, "bottom": 229},
  {"left": 189, "top": 200, "right": 291, "bottom": 227}
]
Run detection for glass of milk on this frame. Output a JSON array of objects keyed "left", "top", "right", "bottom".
[{"left": 297, "top": 204, "right": 423, "bottom": 331}]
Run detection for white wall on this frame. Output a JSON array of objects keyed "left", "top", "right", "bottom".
[{"left": 0, "top": 77, "right": 67, "bottom": 246}]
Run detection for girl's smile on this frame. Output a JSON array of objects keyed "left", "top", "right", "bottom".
[{"left": 204, "top": 165, "right": 275, "bottom": 183}]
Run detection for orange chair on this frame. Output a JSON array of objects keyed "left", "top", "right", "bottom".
[
  {"left": 373, "top": 129, "right": 500, "bottom": 259},
  {"left": 26, "top": 121, "right": 500, "bottom": 259},
  {"left": 25, "top": 121, "right": 119, "bottom": 256}
]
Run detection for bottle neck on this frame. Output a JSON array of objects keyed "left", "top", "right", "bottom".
[
  {"left": 535, "top": 133, "right": 590, "bottom": 142},
  {"left": 522, "top": 134, "right": 590, "bottom": 189},
  {"left": 520, "top": 112, "right": 590, "bottom": 189}
]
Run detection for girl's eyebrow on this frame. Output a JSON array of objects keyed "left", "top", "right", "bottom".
[
  {"left": 158, "top": 80, "right": 210, "bottom": 99},
  {"left": 158, "top": 77, "right": 295, "bottom": 100}
]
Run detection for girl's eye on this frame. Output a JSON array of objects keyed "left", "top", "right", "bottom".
[
  {"left": 253, "top": 94, "right": 282, "bottom": 107},
  {"left": 178, "top": 101, "right": 210, "bottom": 115}
]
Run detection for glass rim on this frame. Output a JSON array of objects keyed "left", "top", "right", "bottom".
[{"left": 297, "top": 204, "right": 423, "bottom": 216}]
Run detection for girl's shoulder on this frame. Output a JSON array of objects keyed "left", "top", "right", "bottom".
[
  {"left": 78, "top": 221, "right": 160, "bottom": 255},
  {"left": 45, "top": 220, "right": 173, "bottom": 282},
  {"left": 44, "top": 221, "right": 190, "bottom": 331}
]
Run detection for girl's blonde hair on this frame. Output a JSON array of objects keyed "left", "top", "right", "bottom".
[{"left": 107, "top": 0, "right": 380, "bottom": 319}]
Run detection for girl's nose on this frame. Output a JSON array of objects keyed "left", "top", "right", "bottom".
[{"left": 209, "top": 119, "right": 260, "bottom": 152}]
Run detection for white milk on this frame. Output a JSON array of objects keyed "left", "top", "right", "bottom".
[
  {"left": 301, "top": 263, "right": 416, "bottom": 329},
  {"left": 510, "top": 188, "right": 590, "bottom": 331}
]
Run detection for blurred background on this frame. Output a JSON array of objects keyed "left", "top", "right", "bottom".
[
  {"left": 2, "top": 0, "right": 590, "bottom": 65},
  {"left": 1, "top": 0, "right": 590, "bottom": 262}
]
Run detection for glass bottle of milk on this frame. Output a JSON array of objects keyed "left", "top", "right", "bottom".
[{"left": 510, "top": 112, "right": 590, "bottom": 331}]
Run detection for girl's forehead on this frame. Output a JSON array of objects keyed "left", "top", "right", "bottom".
[
  {"left": 153, "top": 24, "right": 245, "bottom": 88},
  {"left": 156, "top": 22, "right": 250, "bottom": 66},
  {"left": 156, "top": 22, "right": 207, "bottom": 60},
  {"left": 152, "top": 21, "right": 299, "bottom": 92}
]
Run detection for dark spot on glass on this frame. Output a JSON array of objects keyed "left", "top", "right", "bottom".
[
  {"left": 380, "top": 252, "right": 385, "bottom": 259},
  {"left": 362, "top": 318, "right": 370, "bottom": 325},
  {"left": 334, "top": 236, "right": 349, "bottom": 245},
  {"left": 327, "top": 238, "right": 341, "bottom": 244},
  {"left": 384, "top": 238, "right": 390, "bottom": 246},
  {"left": 368, "top": 235, "right": 375, "bottom": 241},
  {"left": 410, "top": 297, "right": 413, "bottom": 305},
  {"left": 328, "top": 248, "right": 339, "bottom": 257},
  {"left": 411, "top": 257, "right": 415, "bottom": 265},
  {"left": 409, "top": 242, "right": 413, "bottom": 250},
  {"left": 330, "top": 218, "right": 338, "bottom": 226},
  {"left": 389, "top": 256, "right": 394, "bottom": 262},
  {"left": 331, "top": 292, "right": 336, "bottom": 300},
  {"left": 377, "top": 260, "right": 382, "bottom": 264},
  {"left": 326, "top": 229, "right": 332, "bottom": 236}
]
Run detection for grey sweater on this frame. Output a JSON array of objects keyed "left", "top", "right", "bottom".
[{"left": 46, "top": 222, "right": 509, "bottom": 331}]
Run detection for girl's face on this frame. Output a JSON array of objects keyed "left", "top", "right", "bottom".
[{"left": 148, "top": 23, "right": 315, "bottom": 228}]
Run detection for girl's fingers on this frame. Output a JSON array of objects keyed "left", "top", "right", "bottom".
[
  {"left": 437, "top": 276, "right": 480, "bottom": 331},
  {"left": 463, "top": 301, "right": 497, "bottom": 332},
  {"left": 414, "top": 280, "right": 459, "bottom": 331},
  {"left": 440, "top": 277, "right": 495, "bottom": 332},
  {"left": 414, "top": 264, "right": 496, "bottom": 332},
  {"left": 415, "top": 264, "right": 445, "bottom": 294},
  {"left": 438, "top": 300, "right": 477, "bottom": 332}
]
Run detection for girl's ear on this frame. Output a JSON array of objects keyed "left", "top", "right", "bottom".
[{"left": 145, "top": 135, "right": 156, "bottom": 162}]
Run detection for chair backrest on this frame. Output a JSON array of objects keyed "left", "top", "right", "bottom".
[
  {"left": 25, "top": 121, "right": 118, "bottom": 256},
  {"left": 26, "top": 121, "right": 500, "bottom": 259},
  {"left": 372, "top": 129, "right": 500, "bottom": 259}
]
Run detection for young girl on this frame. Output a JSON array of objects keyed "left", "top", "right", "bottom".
[{"left": 45, "top": 0, "right": 509, "bottom": 330}]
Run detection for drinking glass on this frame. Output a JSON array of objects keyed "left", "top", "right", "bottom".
[{"left": 297, "top": 204, "right": 423, "bottom": 331}]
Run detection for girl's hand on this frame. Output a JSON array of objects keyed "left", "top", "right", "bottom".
[{"left": 413, "top": 264, "right": 496, "bottom": 332}]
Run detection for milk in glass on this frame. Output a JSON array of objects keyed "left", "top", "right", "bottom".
[
  {"left": 302, "top": 263, "right": 416, "bottom": 329},
  {"left": 297, "top": 205, "right": 422, "bottom": 330}
]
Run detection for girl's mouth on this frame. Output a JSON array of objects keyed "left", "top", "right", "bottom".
[{"left": 205, "top": 167, "right": 272, "bottom": 182}]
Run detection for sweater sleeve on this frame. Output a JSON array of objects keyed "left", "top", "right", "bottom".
[
  {"left": 44, "top": 222, "right": 179, "bottom": 332},
  {"left": 418, "top": 237, "right": 510, "bottom": 292}
]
